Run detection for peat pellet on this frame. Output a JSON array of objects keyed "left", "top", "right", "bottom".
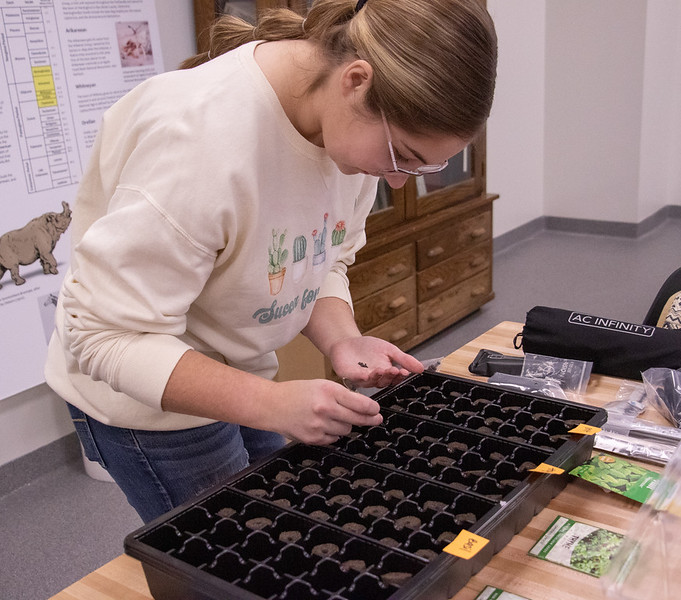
[
  {"left": 330, "top": 494, "right": 353, "bottom": 505},
  {"left": 423, "top": 500, "right": 447, "bottom": 512},
  {"left": 380, "top": 536, "right": 400, "bottom": 548},
  {"left": 303, "top": 484, "right": 322, "bottom": 494},
  {"left": 518, "top": 461, "right": 537, "bottom": 472},
  {"left": 248, "top": 488, "right": 268, "bottom": 498},
  {"left": 384, "top": 489, "right": 405, "bottom": 501},
  {"left": 245, "top": 517, "right": 272, "bottom": 530},
  {"left": 454, "top": 410, "right": 477, "bottom": 418},
  {"left": 490, "top": 452, "right": 506, "bottom": 462},
  {"left": 405, "top": 449, "right": 421, "bottom": 457},
  {"left": 381, "top": 572, "right": 412, "bottom": 586},
  {"left": 216, "top": 507, "right": 236, "bottom": 519},
  {"left": 361, "top": 504, "right": 389, "bottom": 518},
  {"left": 436, "top": 531, "right": 457, "bottom": 544},
  {"left": 301, "top": 459, "right": 318, "bottom": 467},
  {"left": 484, "top": 417, "right": 504, "bottom": 426},
  {"left": 275, "top": 470, "right": 296, "bottom": 483},
  {"left": 278, "top": 530, "right": 302, "bottom": 544},
  {"left": 312, "top": 543, "right": 339, "bottom": 558},
  {"left": 421, "top": 435, "right": 440, "bottom": 444},
  {"left": 431, "top": 456, "right": 455, "bottom": 467},
  {"left": 342, "top": 522, "right": 367, "bottom": 535},
  {"left": 456, "top": 512, "right": 477, "bottom": 525},
  {"left": 329, "top": 466, "right": 350, "bottom": 477},
  {"left": 395, "top": 515, "right": 421, "bottom": 530},
  {"left": 447, "top": 441, "right": 468, "bottom": 453},
  {"left": 500, "top": 479, "right": 521, "bottom": 488},
  {"left": 272, "top": 498, "right": 291, "bottom": 508},
  {"left": 464, "top": 468, "right": 487, "bottom": 477},
  {"left": 341, "top": 559, "right": 367, "bottom": 572},
  {"left": 351, "top": 478, "right": 377, "bottom": 489},
  {"left": 476, "top": 426, "right": 495, "bottom": 435},
  {"left": 415, "top": 548, "right": 438, "bottom": 561},
  {"left": 310, "top": 510, "right": 330, "bottom": 521}
]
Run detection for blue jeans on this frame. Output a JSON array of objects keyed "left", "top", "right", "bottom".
[{"left": 66, "top": 403, "right": 286, "bottom": 523}]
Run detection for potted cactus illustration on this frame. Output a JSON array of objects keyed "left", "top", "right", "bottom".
[
  {"left": 312, "top": 213, "right": 328, "bottom": 273},
  {"left": 268, "top": 228, "right": 288, "bottom": 295},
  {"left": 328, "top": 220, "right": 346, "bottom": 262},
  {"left": 292, "top": 234, "right": 308, "bottom": 282}
]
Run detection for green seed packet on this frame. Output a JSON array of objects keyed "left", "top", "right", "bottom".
[
  {"left": 474, "top": 586, "right": 531, "bottom": 600},
  {"left": 529, "top": 515, "right": 624, "bottom": 577},
  {"left": 569, "top": 453, "right": 660, "bottom": 503}
]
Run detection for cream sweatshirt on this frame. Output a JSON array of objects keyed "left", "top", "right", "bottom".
[{"left": 45, "top": 41, "right": 378, "bottom": 430}]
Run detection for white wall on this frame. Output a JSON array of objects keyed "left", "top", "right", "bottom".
[
  {"left": 486, "top": 1, "right": 546, "bottom": 237},
  {"left": 488, "top": 0, "right": 681, "bottom": 232},
  {"left": 0, "top": 0, "right": 196, "bottom": 468},
  {"left": 543, "top": 1, "right": 647, "bottom": 223}
]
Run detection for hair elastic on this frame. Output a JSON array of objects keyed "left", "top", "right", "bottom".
[{"left": 355, "top": 0, "right": 368, "bottom": 12}]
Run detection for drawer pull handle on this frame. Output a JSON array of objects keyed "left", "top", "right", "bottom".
[
  {"left": 387, "top": 263, "right": 407, "bottom": 276},
  {"left": 388, "top": 296, "right": 407, "bottom": 310},
  {"left": 470, "top": 227, "right": 487, "bottom": 239},
  {"left": 428, "top": 308, "right": 445, "bottom": 321},
  {"left": 469, "top": 256, "right": 485, "bottom": 267},
  {"left": 426, "top": 277, "right": 444, "bottom": 289},
  {"left": 471, "top": 286, "right": 487, "bottom": 297},
  {"left": 390, "top": 329, "right": 408, "bottom": 342},
  {"left": 427, "top": 246, "right": 445, "bottom": 258}
]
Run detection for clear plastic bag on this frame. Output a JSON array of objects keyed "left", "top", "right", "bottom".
[
  {"left": 642, "top": 368, "right": 681, "bottom": 427},
  {"left": 604, "top": 383, "right": 647, "bottom": 417},
  {"left": 602, "top": 442, "right": 681, "bottom": 599},
  {"left": 521, "top": 353, "right": 593, "bottom": 401},
  {"left": 487, "top": 373, "right": 568, "bottom": 399}
]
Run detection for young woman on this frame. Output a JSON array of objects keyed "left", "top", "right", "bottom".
[{"left": 45, "top": 0, "right": 497, "bottom": 523}]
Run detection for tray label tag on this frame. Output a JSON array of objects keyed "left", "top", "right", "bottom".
[
  {"left": 569, "top": 424, "right": 602, "bottom": 435},
  {"left": 530, "top": 463, "right": 565, "bottom": 475},
  {"left": 443, "top": 530, "right": 489, "bottom": 559}
]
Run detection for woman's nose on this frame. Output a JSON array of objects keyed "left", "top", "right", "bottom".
[{"left": 383, "top": 172, "right": 410, "bottom": 189}]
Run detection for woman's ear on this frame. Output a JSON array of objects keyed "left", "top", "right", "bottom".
[{"left": 338, "top": 59, "right": 374, "bottom": 104}]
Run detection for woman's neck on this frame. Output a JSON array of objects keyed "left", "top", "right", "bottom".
[{"left": 253, "top": 40, "right": 327, "bottom": 147}]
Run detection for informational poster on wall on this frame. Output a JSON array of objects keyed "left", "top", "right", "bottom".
[{"left": 0, "top": 0, "right": 164, "bottom": 399}]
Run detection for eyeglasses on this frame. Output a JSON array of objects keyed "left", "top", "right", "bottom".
[{"left": 380, "top": 111, "right": 449, "bottom": 176}]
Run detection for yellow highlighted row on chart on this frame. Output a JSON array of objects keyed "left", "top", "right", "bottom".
[{"left": 32, "top": 66, "right": 58, "bottom": 108}]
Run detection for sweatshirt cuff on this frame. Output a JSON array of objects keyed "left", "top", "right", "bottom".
[
  {"left": 114, "top": 334, "right": 192, "bottom": 410},
  {"left": 318, "top": 270, "right": 354, "bottom": 312}
]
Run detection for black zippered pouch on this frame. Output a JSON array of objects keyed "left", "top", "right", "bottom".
[{"left": 514, "top": 306, "right": 681, "bottom": 380}]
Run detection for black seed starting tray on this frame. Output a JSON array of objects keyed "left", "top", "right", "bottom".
[{"left": 125, "top": 372, "right": 606, "bottom": 600}]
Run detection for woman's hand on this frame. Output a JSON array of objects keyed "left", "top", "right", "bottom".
[
  {"left": 329, "top": 335, "right": 424, "bottom": 390},
  {"left": 271, "top": 378, "right": 383, "bottom": 446}
]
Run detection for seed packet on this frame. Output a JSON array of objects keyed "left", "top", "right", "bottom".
[
  {"left": 474, "top": 586, "right": 531, "bottom": 600},
  {"left": 529, "top": 515, "right": 624, "bottom": 577},
  {"left": 569, "top": 453, "right": 660, "bottom": 503}
]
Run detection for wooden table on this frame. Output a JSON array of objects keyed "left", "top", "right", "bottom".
[{"left": 52, "top": 321, "right": 660, "bottom": 600}]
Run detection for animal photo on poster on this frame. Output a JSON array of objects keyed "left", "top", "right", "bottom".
[{"left": 0, "top": 201, "right": 72, "bottom": 289}]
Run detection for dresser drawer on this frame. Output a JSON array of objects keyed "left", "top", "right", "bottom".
[
  {"left": 349, "top": 244, "right": 414, "bottom": 301},
  {"left": 416, "top": 210, "right": 491, "bottom": 270},
  {"left": 354, "top": 276, "right": 416, "bottom": 332},
  {"left": 363, "top": 308, "right": 417, "bottom": 350},
  {"left": 418, "top": 270, "right": 492, "bottom": 332},
  {"left": 417, "top": 242, "right": 491, "bottom": 302}
]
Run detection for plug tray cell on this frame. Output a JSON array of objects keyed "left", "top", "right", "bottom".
[{"left": 125, "top": 372, "right": 606, "bottom": 600}]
